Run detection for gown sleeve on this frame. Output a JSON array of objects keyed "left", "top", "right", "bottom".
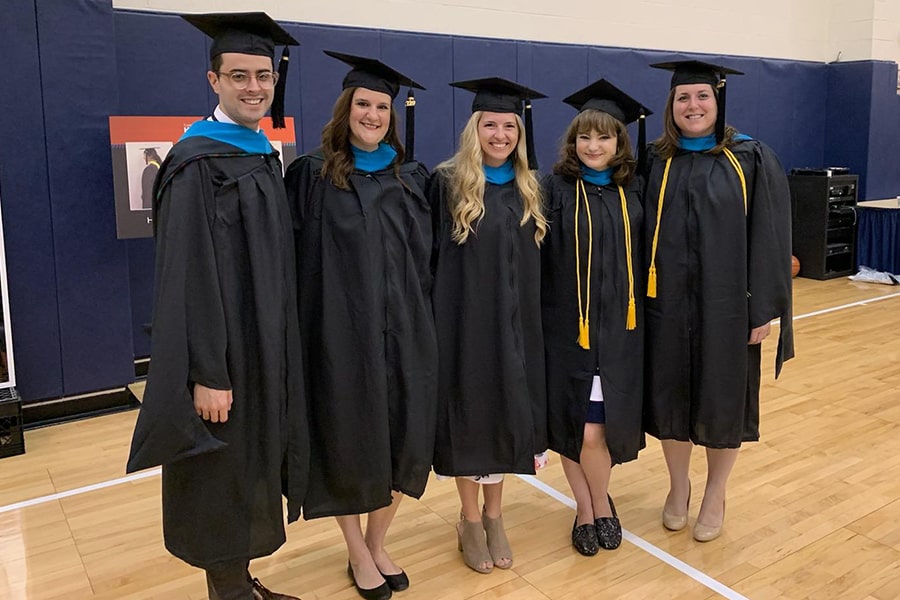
[
  {"left": 747, "top": 142, "right": 795, "bottom": 376},
  {"left": 127, "top": 160, "right": 230, "bottom": 471}
]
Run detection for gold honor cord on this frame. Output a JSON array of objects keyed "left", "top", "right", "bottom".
[
  {"left": 575, "top": 179, "right": 593, "bottom": 349},
  {"left": 722, "top": 147, "right": 748, "bottom": 214},
  {"left": 646, "top": 151, "right": 747, "bottom": 299},
  {"left": 618, "top": 185, "right": 637, "bottom": 330},
  {"left": 647, "top": 157, "right": 672, "bottom": 298}
]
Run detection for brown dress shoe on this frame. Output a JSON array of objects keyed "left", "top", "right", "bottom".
[{"left": 251, "top": 578, "right": 301, "bottom": 600}]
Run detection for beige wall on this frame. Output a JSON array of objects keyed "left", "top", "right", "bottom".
[{"left": 114, "top": 0, "right": 900, "bottom": 65}]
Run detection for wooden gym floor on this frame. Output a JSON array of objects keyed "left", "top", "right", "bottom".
[{"left": 2, "top": 277, "right": 900, "bottom": 600}]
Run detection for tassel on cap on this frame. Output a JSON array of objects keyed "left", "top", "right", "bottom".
[
  {"left": 525, "top": 100, "right": 538, "bottom": 170},
  {"left": 271, "top": 46, "right": 290, "bottom": 129},
  {"left": 637, "top": 112, "right": 648, "bottom": 174},
  {"left": 405, "top": 88, "right": 416, "bottom": 162},
  {"left": 715, "top": 76, "right": 727, "bottom": 144}
]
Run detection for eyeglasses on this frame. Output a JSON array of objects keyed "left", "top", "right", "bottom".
[{"left": 216, "top": 70, "right": 279, "bottom": 89}]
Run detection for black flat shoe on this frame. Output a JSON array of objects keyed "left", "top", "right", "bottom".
[
  {"left": 595, "top": 494, "right": 622, "bottom": 550},
  {"left": 571, "top": 518, "right": 600, "bottom": 556},
  {"left": 347, "top": 563, "right": 392, "bottom": 600},
  {"left": 377, "top": 569, "right": 409, "bottom": 592}
]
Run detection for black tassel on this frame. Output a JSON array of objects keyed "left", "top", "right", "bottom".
[
  {"left": 715, "top": 75, "right": 727, "bottom": 144},
  {"left": 405, "top": 88, "right": 416, "bottom": 162},
  {"left": 637, "top": 112, "right": 647, "bottom": 174},
  {"left": 525, "top": 100, "right": 538, "bottom": 170},
  {"left": 271, "top": 46, "right": 290, "bottom": 129}
]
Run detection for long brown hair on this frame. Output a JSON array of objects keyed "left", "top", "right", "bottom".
[
  {"left": 653, "top": 85, "right": 738, "bottom": 159},
  {"left": 552, "top": 109, "right": 636, "bottom": 186},
  {"left": 320, "top": 87, "right": 406, "bottom": 190}
]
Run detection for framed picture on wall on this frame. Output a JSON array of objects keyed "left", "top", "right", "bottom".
[{"left": 108, "top": 116, "right": 298, "bottom": 239}]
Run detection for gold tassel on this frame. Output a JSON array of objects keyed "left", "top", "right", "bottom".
[
  {"left": 647, "top": 266, "right": 657, "bottom": 298},
  {"left": 626, "top": 298, "right": 636, "bottom": 330},
  {"left": 578, "top": 317, "right": 590, "bottom": 349}
]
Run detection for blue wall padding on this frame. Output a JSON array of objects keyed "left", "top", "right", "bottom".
[
  {"left": 1, "top": 4, "right": 897, "bottom": 402},
  {"left": 36, "top": 0, "right": 135, "bottom": 395},
  {"left": 866, "top": 61, "right": 900, "bottom": 200},
  {"left": 825, "top": 61, "right": 875, "bottom": 197},
  {"left": 0, "top": 0, "right": 64, "bottom": 400}
]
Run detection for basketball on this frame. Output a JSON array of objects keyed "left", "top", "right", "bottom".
[{"left": 791, "top": 255, "right": 800, "bottom": 277}]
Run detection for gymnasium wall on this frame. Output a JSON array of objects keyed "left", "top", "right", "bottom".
[
  {"left": 113, "top": 0, "right": 900, "bottom": 66},
  {"left": 0, "top": 0, "right": 897, "bottom": 404}
]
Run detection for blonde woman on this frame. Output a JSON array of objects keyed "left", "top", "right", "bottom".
[{"left": 428, "top": 78, "right": 548, "bottom": 575}]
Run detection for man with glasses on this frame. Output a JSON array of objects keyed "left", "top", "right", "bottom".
[{"left": 127, "top": 12, "right": 308, "bottom": 600}]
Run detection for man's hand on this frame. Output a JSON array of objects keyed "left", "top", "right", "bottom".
[
  {"left": 193, "top": 383, "right": 233, "bottom": 423},
  {"left": 748, "top": 322, "right": 771, "bottom": 345}
]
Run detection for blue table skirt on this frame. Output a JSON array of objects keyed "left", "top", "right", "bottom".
[{"left": 857, "top": 207, "right": 900, "bottom": 274}]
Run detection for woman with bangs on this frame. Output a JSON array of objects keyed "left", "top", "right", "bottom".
[
  {"left": 541, "top": 79, "right": 650, "bottom": 557},
  {"left": 285, "top": 51, "right": 436, "bottom": 600},
  {"left": 428, "top": 78, "right": 548, "bottom": 575}
]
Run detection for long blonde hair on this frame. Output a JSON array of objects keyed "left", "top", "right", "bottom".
[{"left": 438, "top": 111, "right": 546, "bottom": 246}]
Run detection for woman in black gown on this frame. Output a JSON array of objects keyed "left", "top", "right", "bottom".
[
  {"left": 541, "top": 79, "right": 650, "bottom": 556},
  {"left": 285, "top": 52, "right": 437, "bottom": 600},
  {"left": 429, "top": 78, "right": 548, "bottom": 574},
  {"left": 642, "top": 60, "right": 794, "bottom": 542}
]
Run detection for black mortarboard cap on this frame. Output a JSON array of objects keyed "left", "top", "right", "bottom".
[
  {"left": 650, "top": 60, "right": 743, "bottom": 143},
  {"left": 563, "top": 78, "right": 653, "bottom": 172},
  {"left": 562, "top": 78, "right": 651, "bottom": 124},
  {"left": 325, "top": 50, "right": 426, "bottom": 161},
  {"left": 324, "top": 50, "right": 425, "bottom": 99},
  {"left": 450, "top": 77, "right": 547, "bottom": 170},
  {"left": 182, "top": 12, "right": 299, "bottom": 129}
]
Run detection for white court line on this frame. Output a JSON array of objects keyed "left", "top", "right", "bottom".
[
  {"left": 517, "top": 475, "right": 750, "bottom": 600},
  {"left": 0, "top": 468, "right": 160, "bottom": 514},
  {"left": 791, "top": 290, "right": 900, "bottom": 321}
]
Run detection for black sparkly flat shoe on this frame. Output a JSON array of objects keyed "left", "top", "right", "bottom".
[
  {"left": 571, "top": 518, "right": 600, "bottom": 556},
  {"left": 594, "top": 495, "right": 622, "bottom": 550}
]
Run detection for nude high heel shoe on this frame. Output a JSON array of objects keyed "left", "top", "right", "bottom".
[{"left": 662, "top": 484, "right": 691, "bottom": 531}]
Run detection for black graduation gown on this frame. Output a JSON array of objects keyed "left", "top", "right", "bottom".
[
  {"left": 127, "top": 134, "right": 308, "bottom": 568},
  {"left": 541, "top": 174, "right": 645, "bottom": 465},
  {"left": 284, "top": 151, "right": 438, "bottom": 519},
  {"left": 642, "top": 138, "right": 795, "bottom": 448},
  {"left": 429, "top": 168, "right": 547, "bottom": 476}
]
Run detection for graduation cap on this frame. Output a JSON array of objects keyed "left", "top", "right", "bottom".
[
  {"left": 182, "top": 12, "right": 299, "bottom": 129},
  {"left": 562, "top": 78, "right": 653, "bottom": 172},
  {"left": 325, "top": 50, "right": 426, "bottom": 161},
  {"left": 450, "top": 77, "right": 547, "bottom": 170},
  {"left": 650, "top": 60, "right": 743, "bottom": 143}
]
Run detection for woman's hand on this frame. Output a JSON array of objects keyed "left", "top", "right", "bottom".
[{"left": 748, "top": 322, "right": 771, "bottom": 345}]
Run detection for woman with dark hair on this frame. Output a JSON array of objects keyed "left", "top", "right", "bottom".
[
  {"left": 284, "top": 52, "right": 436, "bottom": 600},
  {"left": 429, "top": 78, "right": 548, "bottom": 575},
  {"left": 541, "top": 79, "right": 649, "bottom": 557},
  {"left": 643, "top": 60, "right": 794, "bottom": 542}
]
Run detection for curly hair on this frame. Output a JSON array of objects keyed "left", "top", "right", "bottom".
[
  {"left": 437, "top": 111, "right": 546, "bottom": 246},
  {"left": 552, "top": 109, "right": 636, "bottom": 186},
  {"left": 320, "top": 87, "right": 406, "bottom": 190},
  {"left": 653, "top": 85, "right": 739, "bottom": 159}
]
